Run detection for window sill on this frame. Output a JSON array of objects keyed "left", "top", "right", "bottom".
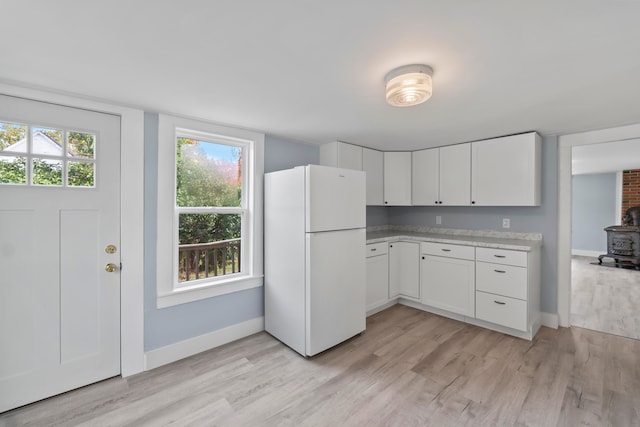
[{"left": 156, "top": 275, "right": 263, "bottom": 308}]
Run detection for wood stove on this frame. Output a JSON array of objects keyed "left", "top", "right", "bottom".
[{"left": 598, "top": 206, "right": 640, "bottom": 268}]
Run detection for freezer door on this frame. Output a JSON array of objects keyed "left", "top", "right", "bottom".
[
  {"left": 306, "top": 165, "right": 366, "bottom": 233},
  {"left": 306, "top": 228, "right": 366, "bottom": 356}
]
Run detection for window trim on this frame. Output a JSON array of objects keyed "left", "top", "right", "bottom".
[{"left": 157, "top": 114, "right": 264, "bottom": 308}]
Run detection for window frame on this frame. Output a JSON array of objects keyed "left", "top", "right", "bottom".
[{"left": 157, "top": 114, "right": 264, "bottom": 308}]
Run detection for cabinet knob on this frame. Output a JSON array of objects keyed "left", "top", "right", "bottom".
[
  {"left": 384, "top": 201, "right": 388, "bottom": 204},
  {"left": 471, "top": 201, "right": 476, "bottom": 204},
  {"left": 422, "top": 256, "right": 425, "bottom": 260}
]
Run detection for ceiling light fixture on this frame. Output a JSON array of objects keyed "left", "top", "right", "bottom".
[{"left": 384, "top": 64, "right": 433, "bottom": 107}]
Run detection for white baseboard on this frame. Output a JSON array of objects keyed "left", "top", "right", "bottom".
[
  {"left": 144, "top": 316, "right": 264, "bottom": 371},
  {"left": 541, "top": 312, "right": 559, "bottom": 329},
  {"left": 571, "top": 249, "right": 602, "bottom": 258}
]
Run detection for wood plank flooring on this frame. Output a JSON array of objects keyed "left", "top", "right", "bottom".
[
  {"left": 571, "top": 255, "right": 640, "bottom": 339},
  {"left": 2, "top": 304, "right": 640, "bottom": 426}
]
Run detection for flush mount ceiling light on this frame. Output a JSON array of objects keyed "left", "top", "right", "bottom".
[{"left": 385, "top": 64, "right": 433, "bottom": 107}]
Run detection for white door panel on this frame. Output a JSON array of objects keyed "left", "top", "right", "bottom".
[
  {"left": 0, "top": 95, "right": 120, "bottom": 412},
  {"left": 306, "top": 229, "right": 366, "bottom": 356},
  {"left": 306, "top": 165, "right": 366, "bottom": 232}
]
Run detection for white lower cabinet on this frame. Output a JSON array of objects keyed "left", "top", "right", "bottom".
[
  {"left": 420, "top": 243, "right": 475, "bottom": 317},
  {"left": 366, "top": 242, "right": 389, "bottom": 312},
  {"left": 367, "top": 236, "right": 541, "bottom": 339},
  {"left": 388, "top": 241, "right": 420, "bottom": 300},
  {"left": 474, "top": 247, "right": 539, "bottom": 334}
]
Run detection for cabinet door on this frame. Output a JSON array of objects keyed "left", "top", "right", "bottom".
[
  {"left": 389, "top": 241, "right": 420, "bottom": 299},
  {"left": 412, "top": 148, "right": 439, "bottom": 205},
  {"left": 421, "top": 255, "right": 475, "bottom": 316},
  {"left": 366, "top": 254, "right": 389, "bottom": 311},
  {"left": 338, "top": 142, "right": 363, "bottom": 170},
  {"left": 363, "top": 147, "right": 384, "bottom": 206},
  {"left": 439, "top": 143, "right": 471, "bottom": 205},
  {"left": 383, "top": 152, "right": 412, "bottom": 205},
  {"left": 471, "top": 132, "right": 541, "bottom": 206},
  {"left": 319, "top": 141, "right": 362, "bottom": 170}
]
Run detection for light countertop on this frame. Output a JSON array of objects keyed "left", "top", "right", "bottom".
[{"left": 366, "top": 226, "right": 542, "bottom": 251}]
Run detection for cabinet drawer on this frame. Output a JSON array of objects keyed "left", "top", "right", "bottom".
[
  {"left": 476, "top": 262, "right": 527, "bottom": 300},
  {"left": 476, "top": 247, "right": 527, "bottom": 267},
  {"left": 366, "top": 242, "right": 388, "bottom": 258},
  {"left": 476, "top": 291, "right": 527, "bottom": 331},
  {"left": 421, "top": 242, "right": 475, "bottom": 260}
]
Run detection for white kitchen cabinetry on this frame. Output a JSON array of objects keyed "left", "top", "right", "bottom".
[
  {"left": 366, "top": 242, "right": 389, "bottom": 312},
  {"left": 319, "top": 141, "right": 362, "bottom": 170},
  {"left": 388, "top": 241, "right": 420, "bottom": 300},
  {"left": 471, "top": 132, "right": 541, "bottom": 206},
  {"left": 420, "top": 242, "right": 475, "bottom": 317},
  {"left": 412, "top": 144, "right": 471, "bottom": 205},
  {"left": 363, "top": 147, "right": 384, "bottom": 206},
  {"left": 384, "top": 152, "right": 412, "bottom": 206},
  {"left": 475, "top": 247, "right": 540, "bottom": 333},
  {"left": 320, "top": 142, "right": 384, "bottom": 206}
]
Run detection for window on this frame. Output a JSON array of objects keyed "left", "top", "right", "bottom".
[
  {"left": 0, "top": 121, "right": 96, "bottom": 187},
  {"left": 157, "top": 114, "right": 264, "bottom": 307}
]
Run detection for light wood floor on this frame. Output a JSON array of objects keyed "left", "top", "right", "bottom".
[
  {"left": 571, "top": 255, "right": 640, "bottom": 340},
  {"left": 2, "top": 304, "right": 640, "bottom": 426}
]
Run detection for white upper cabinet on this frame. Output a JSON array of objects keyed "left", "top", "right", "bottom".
[
  {"left": 412, "top": 144, "right": 471, "bottom": 206},
  {"left": 363, "top": 147, "right": 384, "bottom": 206},
  {"left": 319, "top": 141, "right": 363, "bottom": 170},
  {"left": 439, "top": 143, "right": 471, "bottom": 205},
  {"left": 471, "top": 132, "right": 541, "bottom": 206},
  {"left": 412, "top": 148, "right": 439, "bottom": 205},
  {"left": 384, "top": 152, "right": 412, "bottom": 205},
  {"left": 320, "top": 141, "right": 384, "bottom": 206}
]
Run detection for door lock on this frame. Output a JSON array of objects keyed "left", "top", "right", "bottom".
[{"left": 105, "top": 245, "right": 117, "bottom": 254}]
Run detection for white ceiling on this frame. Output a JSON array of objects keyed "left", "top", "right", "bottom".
[
  {"left": 2, "top": 1, "right": 640, "bottom": 151},
  {"left": 572, "top": 138, "right": 640, "bottom": 175}
]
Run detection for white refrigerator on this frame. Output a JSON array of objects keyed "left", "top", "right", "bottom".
[{"left": 264, "top": 164, "right": 366, "bottom": 357}]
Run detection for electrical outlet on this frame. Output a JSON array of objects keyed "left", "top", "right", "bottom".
[
  {"left": 436, "top": 215, "right": 442, "bottom": 225},
  {"left": 502, "top": 218, "right": 510, "bottom": 229}
]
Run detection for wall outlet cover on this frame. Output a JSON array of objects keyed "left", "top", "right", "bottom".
[
  {"left": 436, "top": 215, "right": 442, "bottom": 225},
  {"left": 502, "top": 218, "right": 510, "bottom": 228}
]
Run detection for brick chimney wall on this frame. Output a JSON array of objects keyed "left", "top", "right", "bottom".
[{"left": 622, "top": 169, "right": 640, "bottom": 221}]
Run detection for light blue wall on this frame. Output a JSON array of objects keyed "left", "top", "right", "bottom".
[
  {"left": 264, "top": 135, "right": 319, "bottom": 172},
  {"left": 386, "top": 136, "right": 559, "bottom": 313},
  {"left": 572, "top": 173, "right": 617, "bottom": 252},
  {"left": 143, "top": 120, "right": 319, "bottom": 351}
]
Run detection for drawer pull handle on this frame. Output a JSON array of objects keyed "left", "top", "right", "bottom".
[
  {"left": 370, "top": 248, "right": 376, "bottom": 252},
  {"left": 494, "top": 255, "right": 506, "bottom": 258},
  {"left": 494, "top": 300, "right": 506, "bottom": 305},
  {"left": 441, "top": 249, "right": 451, "bottom": 252},
  {"left": 494, "top": 269, "right": 506, "bottom": 273}
]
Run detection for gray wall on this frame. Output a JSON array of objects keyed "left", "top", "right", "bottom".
[
  {"left": 386, "top": 136, "right": 559, "bottom": 314},
  {"left": 143, "top": 120, "right": 319, "bottom": 351},
  {"left": 572, "top": 173, "right": 617, "bottom": 252}
]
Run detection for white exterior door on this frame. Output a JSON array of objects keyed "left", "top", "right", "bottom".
[{"left": 0, "top": 95, "right": 121, "bottom": 412}]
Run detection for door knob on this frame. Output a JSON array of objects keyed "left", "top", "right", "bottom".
[{"left": 105, "top": 263, "right": 117, "bottom": 273}]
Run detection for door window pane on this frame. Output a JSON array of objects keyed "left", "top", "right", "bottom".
[
  {"left": 178, "top": 213, "right": 241, "bottom": 282},
  {"left": 0, "top": 156, "right": 26, "bottom": 184},
  {"left": 68, "top": 161, "right": 94, "bottom": 187},
  {"left": 0, "top": 122, "right": 27, "bottom": 152},
  {"left": 68, "top": 132, "right": 95, "bottom": 159},
  {"left": 176, "top": 138, "right": 242, "bottom": 207},
  {"left": 32, "top": 127, "right": 63, "bottom": 156},
  {"left": 33, "top": 158, "right": 62, "bottom": 186}
]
